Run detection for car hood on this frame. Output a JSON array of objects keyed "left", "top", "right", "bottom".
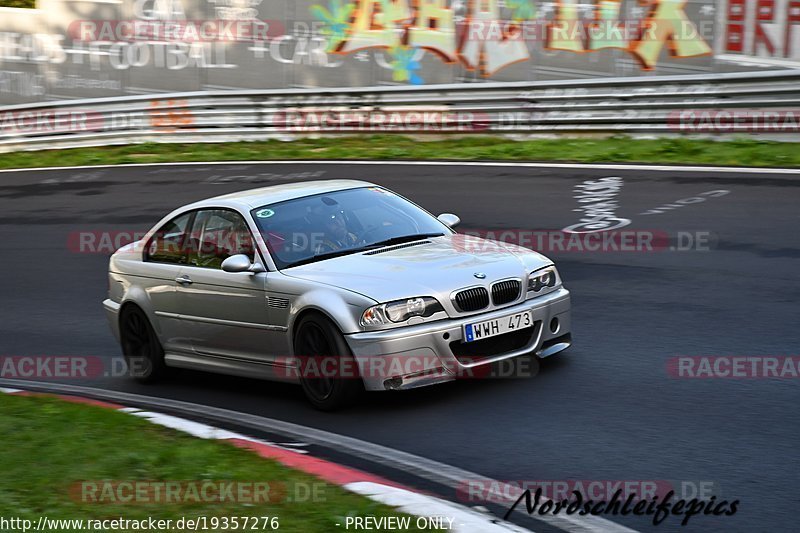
[{"left": 282, "top": 234, "right": 552, "bottom": 304}]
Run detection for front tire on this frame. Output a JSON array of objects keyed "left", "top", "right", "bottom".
[
  {"left": 294, "top": 314, "right": 362, "bottom": 411},
  {"left": 120, "top": 305, "right": 168, "bottom": 383}
]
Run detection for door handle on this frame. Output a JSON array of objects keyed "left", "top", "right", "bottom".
[{"left": 175, "top": 275, "right": 193, "bottom": 285}]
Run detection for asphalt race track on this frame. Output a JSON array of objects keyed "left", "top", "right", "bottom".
[{"left": 1, "top": 161, "right": 798, "bottom": 533}]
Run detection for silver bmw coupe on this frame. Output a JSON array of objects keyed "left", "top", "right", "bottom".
[{"left": 104, "top": 180, "right": 571, "bottom": 409}]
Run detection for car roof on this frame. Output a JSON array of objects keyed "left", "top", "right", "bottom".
[{"left": 183, "top": 179, "right": 376, "bottom": 211}]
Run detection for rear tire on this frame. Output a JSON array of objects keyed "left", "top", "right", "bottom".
[
  {"left": 120, "top": 305, "right": 168, "bottom": 383},
  {"left": 294, "top": 314, "right": 362, "bottom": 411}
]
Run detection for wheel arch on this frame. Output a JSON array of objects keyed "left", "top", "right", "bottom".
[
  {"left": 119, "top": 300, "right": 144, "bottom": 319},
  {"left": 117, "top": 287, "right": 161, "bottom": 339},
  {"left": 291, "top": 307, "right": 344, "bottom": 347},
  {"left": 287, "top": 287, "right": 370, "bottom": 347}
]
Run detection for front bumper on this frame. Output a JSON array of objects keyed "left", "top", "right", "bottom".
[{"left": 344, "top": 288, "right": 571, "bottom": 391}]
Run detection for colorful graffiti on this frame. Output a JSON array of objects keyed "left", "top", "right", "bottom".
[
  {"left": 387, "top": 45, "right": 424, "bottom": 83},
  {"left": 309, "top": 0, "right": 356, "bottom": 52},
  {"left": 0, "top": 0, "right": 745, "bottom": 104},
  {"left": 311, "top": 0, "right": 713, "bottom": 77},
  {"left": 722, "top": 0, "right": 800, "bottom": 60}
]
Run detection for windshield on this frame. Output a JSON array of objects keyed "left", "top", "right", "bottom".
[{"left": 250, "top": 186, "right": 451, "bottom": 269}]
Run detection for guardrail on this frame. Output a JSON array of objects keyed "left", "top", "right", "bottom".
[{"left": 2, "top": 69, "right": 800, "bottom": 153}]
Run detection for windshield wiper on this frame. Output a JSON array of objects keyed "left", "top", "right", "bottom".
[
  {"left": 283, "top": 248, "right": 367, "bottom": 269},
  {"left": 363, "top": 233, "right": 445, "bottom": 250}
]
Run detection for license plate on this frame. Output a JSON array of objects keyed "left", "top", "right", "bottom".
[{"left": 463, "top": 310, "right": 534, "bottom": 343}]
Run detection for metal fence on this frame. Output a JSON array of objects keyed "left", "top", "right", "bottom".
[{"left": 2, "top": 69, "right": 800, "bottom": 153}]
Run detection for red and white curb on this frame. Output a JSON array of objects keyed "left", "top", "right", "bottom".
[{"left": 0, "top": 387, "right": 530, "bottom": 533}]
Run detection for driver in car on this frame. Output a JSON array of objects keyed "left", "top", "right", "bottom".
[{"left": 309, "top": 201, "right": 358, "bottom": 254}]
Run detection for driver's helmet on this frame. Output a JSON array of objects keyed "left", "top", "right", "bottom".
[{"left": 307, "top": 197, "right": 346, "bottom": 228}]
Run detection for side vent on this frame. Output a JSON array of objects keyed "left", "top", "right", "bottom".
[{"left": 268, "top": 296, "right": 290, "bottom": 309}]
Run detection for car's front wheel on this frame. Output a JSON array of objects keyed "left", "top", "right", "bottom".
[
  {"left": 120, "top": 305, "right": 168, "bottom": 383},
  {"left": 294, "top": 314, "right": 362, "bottom": 411}
]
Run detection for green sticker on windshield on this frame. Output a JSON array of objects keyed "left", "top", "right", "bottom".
[{"left": 256, "top": 208, "right": 275, "bottom": 218}]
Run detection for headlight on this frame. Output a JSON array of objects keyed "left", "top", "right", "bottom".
[
  {"left": 528, "top": 267, "right": 559, "bottom": 293},
  {"left": 361, "top": 297, "right": 444, "bottom": 327}
]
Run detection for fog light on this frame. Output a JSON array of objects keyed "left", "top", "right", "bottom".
[{"left": 549, "top": 317, "right": 560, "bottom": 333}]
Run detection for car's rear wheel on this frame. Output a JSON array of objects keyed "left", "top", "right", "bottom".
[
  {"left": 294, "top": 314, "right": 362, "bottom": 411},
  {"left": 120, "top": 305, "right": 168, "bottom": 383}
]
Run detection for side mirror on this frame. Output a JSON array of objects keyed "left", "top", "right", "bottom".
[
  {"left": 221, "top": 254, "right": 266, "bottom": 274},
  {"left": 437, "top": 213, "right": 461, "bottom": 228}
]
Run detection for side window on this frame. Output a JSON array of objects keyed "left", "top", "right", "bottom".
[
  {"left": 187, "top": 209, "right": 255, "bottom": 269},
  {"left": 145, "top": 212, "right": 193, "bottom": 264}
]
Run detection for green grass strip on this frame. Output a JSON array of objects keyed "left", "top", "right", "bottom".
[{"left": 0, "top": 136, "right": 798, "bottom": 170}]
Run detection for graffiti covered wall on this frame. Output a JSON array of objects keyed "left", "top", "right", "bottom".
[
  {"left": 0, "top": 0, "right": 792, "bottom": 104},
  {"left": 716, "top": 0, "right": 800, "bottom": 63}
]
